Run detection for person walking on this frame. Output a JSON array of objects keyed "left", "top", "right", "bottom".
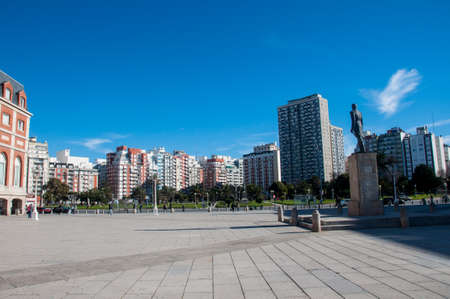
[
  {"left": 109, "top": 202, "right": 113, "bottom": 216},
  {"left": 26, "top": 204, "right": 32, "bottom": 218}
]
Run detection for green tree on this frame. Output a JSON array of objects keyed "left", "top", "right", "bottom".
[
  {"left": 286, "top": 184, "right": 296, "bottom": 200},
  {"left": 269, "top": 181, "right": 287, "bottom": 199},
  {"left": 296, "top": 180, "right": 312, "bottom": 195},
  {"left": 412, "top": 165, "right": 443, "bottom": 194},
  {"left": 246, "top": 184, "right": 262, "bottom": 202},
  {"left": 131, "top": 186, "right": 146, "bottom": 204},
  {"left": 330, "top": 174, "right": 350, "bottom": 198},
  {"left": 43, "top": 178, "right": 69, "bottom": 204}
]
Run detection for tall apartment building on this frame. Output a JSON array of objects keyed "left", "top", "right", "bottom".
[
  {"left": 93, "top": 158, "right": 107, "bottom": 188},
  {"left": 148, "top": 147, "right": 175, "bottom": 189},
  {"left": 225, "top": 158, "right": 243, "bottom": 187},
  {"left": 364, "top": 127, "right": 408, "bottom": 177},
  {"left": 444, "top": 144, "right": 450, "bottom": 177},
  {"left": 243, "top": 143, "right": 281, "bottom": 190},
  {"left": 49, "top": 150, "right": 98, "bottom": 193},
  {"left": 26, "top": 137, "right": 49, "bottom": 205},
  {"left": 106, "top": 146, "right": 148, "bottom": 200},
  {"left": 203, "top": 156, "right": 226, "bottom": 189},
  {"left": 403, "top": 127, "right": 447, "bottom": 178},
  {"left": 203, "top": 155, "right": 243, "bottom": 189},
  {"left": 330, "top": 125, "right": 345, "bottom": 177},
  {"left": 278, "top": 94, "right": 333, "bottom": 183},
  {"left": 0, "top": 71, "right": 32, "bottom": 215}
]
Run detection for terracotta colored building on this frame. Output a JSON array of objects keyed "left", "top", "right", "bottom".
[{"left": 0, "top": 70, "right": 32, "bottom": 215}]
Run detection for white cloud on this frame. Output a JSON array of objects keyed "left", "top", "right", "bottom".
[
  {"left": 361, "top": 68, "right": 421, "bottom": 117},
  {"left": 81, "top": 138, "right": 111, "bottom": 150},
  {"left": 406, "top": 118, "right": 450, "bottom": 133},
  {"left": 443, "top": 135, "right": 450, "bottom": 144}
]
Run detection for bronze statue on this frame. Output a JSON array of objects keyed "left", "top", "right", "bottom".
[{"left": 350, "top": 103, "right": 366, "bottom": 153}]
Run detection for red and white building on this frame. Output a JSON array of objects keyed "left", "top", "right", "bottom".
[
  {"left": 0, "top": 70, "right": 32, "bottom": 216},
  {"left": 243, "top": 143, "right": 281, "bottom": 191},
  {"left": 107, "top": 146, "right": 149, "bottom": 200}
]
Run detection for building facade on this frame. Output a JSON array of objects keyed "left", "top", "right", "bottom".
[
  {"left": 444, "top": 144, "right": 450, "bottom": 177},
  {"left": 26, "top": 137, "right": 49, "bottom": 205},
  {"left": 364, "top": 127, "right": 408, "bottom": 177},
  {"left": 278, "top": 94, "right": 333, "bottom": 183},
  {"left": 49, "top": 150, "right": 98, "bottom": 193},
  {"left": 106, "top": 146, "right": 148, "bottom": 200},
  {"left": 0, "top": 71, "right": 32, "bottom": 216},
  {"left": 403, "top": 127, "right": 447, "bottom": 178},
  {"left": 243, "top": 143, "right": 281, "bottom": 190},
  {"left": 330, "top": 125, "right": 345, "bottom": 178}
]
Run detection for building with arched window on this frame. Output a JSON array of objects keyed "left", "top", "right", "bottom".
[{"left": 0, "top": 70, "right": 32, "bottom": 216}]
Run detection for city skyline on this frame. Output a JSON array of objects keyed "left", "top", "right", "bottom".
[{"left": 2, "top": 1, "right": 450, "bottom": 160}]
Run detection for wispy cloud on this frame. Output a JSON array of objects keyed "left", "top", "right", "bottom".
[
  {"left": 215, "top": 131, "right": 278, "bottom": 156},
  {"left": 71, "top": 132, "right": 130, "bottom": 153},
  {"left": 406, "top": 118, "right": 450, "bottom": 133},
  {"left": 80, "top": 138, "right": 111, "bottom": 150},
  {"left": 443, "top": 135, "right": 450, "bottom": 144},
  {"left": 360, "top": 68, "right": 421, "bottom": 117}
]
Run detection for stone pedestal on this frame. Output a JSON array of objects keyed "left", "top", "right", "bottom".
[{"left": 348, "top": 153, "right": 384, "bottom": 216}]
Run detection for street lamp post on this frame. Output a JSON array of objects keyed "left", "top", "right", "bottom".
[
  {"left": 33, "top": 167, "right": 41, "bottom": 221},
  {"left": 153, "top": 175, "right": 158, "bottom": 216}
]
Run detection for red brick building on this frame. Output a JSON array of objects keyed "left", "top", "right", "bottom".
[
  {"left": 106, "top": 146, "right": 148, "bottom": 200},
  {"left": 0, "top": 71, "right": 32, "bottom": 215}
]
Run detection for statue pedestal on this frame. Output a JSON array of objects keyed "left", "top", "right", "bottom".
[{"left": 348, "top": 153, "right": 384, "bottom": 216}]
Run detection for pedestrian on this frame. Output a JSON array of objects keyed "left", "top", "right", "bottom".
[
  {"left": 422, "top": 197, "right": 427, "bottom": 206},
  {"left": 139, "top": 204, "right": 142, "bottom": 213},
  {"left": 26, "top": 204, "right": 32, "bottom": 218},
  {"left": 109, "top": 202, "right": 113, "bottom": 216},
  {"left": 182, "top": 204, "right": 185, "bottom": 212}
]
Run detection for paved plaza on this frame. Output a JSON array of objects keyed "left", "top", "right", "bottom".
[{"left": 1, "top": 212, "right": 450, "bottom": 298}]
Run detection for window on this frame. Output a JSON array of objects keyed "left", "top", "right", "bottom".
[
  {"left": 2, "top": 113, "right": 10, "bottom": 126},
  {"left": 20, "top": 97, "right": 25, "bottom": 108},
  {"left": 14, "top": 157, "right": 21, "bottom": 187},
  {"left": 4, "top": 88, "right": 11, "bottom": 100},
  {"left": 0, "top": 153, "right": 6, "bottom": 185},
  {"left": 17, "top": 120, "right": 24, "bottom": 132}
]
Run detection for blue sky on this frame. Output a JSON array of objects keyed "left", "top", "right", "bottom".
[{"left": 2, "top": 1, "right": 450, "bottom": 160}]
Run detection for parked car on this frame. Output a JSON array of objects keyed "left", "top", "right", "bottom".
[
  {"left": 37, "top": 207, "right": 52, "bottom": 214},
  {"left": 53, "top": 206, "right": 71, "bottom": 214},
  {"left": 383, "top": 197, "right": 405, "bottom": 205}
]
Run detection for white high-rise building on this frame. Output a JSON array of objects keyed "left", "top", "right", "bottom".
[
  {"left": 404, "top": 127, "right": 447, "bottom": 178},
  {"left": 49, "top": 149, "right": 98, "bottom": 193},
  {"left": 330, "top": 125, "right": 345, "bottom": 177},
  {"left": 26, "top": 137, "right": 49, "bottom": 204},
  {"left": 278, "top": 94, "right": 333, "bottom": 183}
]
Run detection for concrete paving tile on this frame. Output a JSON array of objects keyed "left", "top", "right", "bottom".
[
  {"left": 418, "top": 281, "right": 450, "bottom": 298},
  {"left": 427, "top": 273, "right": 450, "bottom": 284},
  {"left": 340, "top": 272, "right": 379, "bottom": 285},
  {"left": 268, "top": 282, "right": 306, "bottom": 298},
  {"left": 185, "top": 279, "right": 212, "bottom": 293},
  {"left": 183, "top": 292, "right": 213, "bottom": 299},
  {"left": 376, "top": 275, "right": 424, "bottom": 291},
  {"left": 290, "top": 273, "right": 325, "bottom": 289},
  {"left": 403, "top": 289, "right": 446, "bottom": 299},
  {"left": 189, "top": 269, "right": 212, "bottom": 280},
  {"left": 357, "top": 266, "right": 395, "bottom": 278},
  {"left": 240, "top": 277, "right": 271, "bottom": 291},
  {"left": 389, "top": 269, "right": 435, "bottom": 283},
  {"left": 360, "top": 283, "right": 411, "bottom": 299},
  {"left": 152, "top": 286, "right": 184, "bottom": 298},
  {"left": 243, "top": 290, "right": 276, "bottom": 299},
  {"left": 343, "top": 293, "right": 377, "bottom": 299},
  {"left": 126, "top": 280, "right": 159, "bottom": 295},
  {"left": 303, "top": 287, "right": 341, "bottom": 299},
  {"left": 213, "top": 283, "right": 243, "bottom": 299}
]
